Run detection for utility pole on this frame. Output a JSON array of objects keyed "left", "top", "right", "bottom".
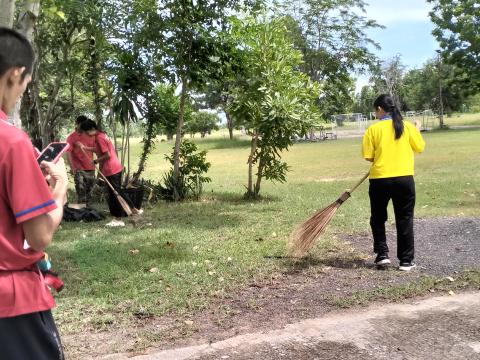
[{"left": 437, "top": 51, "right": 445, "bottom": 128}]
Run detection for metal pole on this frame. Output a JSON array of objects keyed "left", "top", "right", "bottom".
[{"left": 437, "top": 52, "right": 445, "bottom": 128}]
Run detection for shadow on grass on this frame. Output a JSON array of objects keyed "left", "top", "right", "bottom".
[
  {"left": 284, "top": 254, "right": 368, "bottom": 273},
  {"left": 194, "top": 137, "right": 251, "bottom": 150},
  {"left": 201, "top": 191, "right": 282, "bottom": 205}
]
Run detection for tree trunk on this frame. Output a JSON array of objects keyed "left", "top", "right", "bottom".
[
  {"left": 254, "top": 156, "right": 264, "bottom": 197},
  {"left": 225, "top": 112, "right": 234, "bottom": 140},
  {"left": 0, "top": 0, "right": 15, "bottom": 28},
  {"left": 8, "top": 0, "right": 40, "bottom": 128},
  {"left": 120, "top": 122, "right": 126, "bottom": 166},
  {"left": 173, "top": 77, "right": 188, "bottom": 201},
  {"left": 126, "top": 120, "right": 131, "bottom": 183},
  {"left": 133, "top": 110, "right": 155, "bottom": 182},
  {"left": 88, "top": 32, "right": 103, "bottom": 127},
  {"left": 246, "top": 131, "right": 258, "bottom": 198}
]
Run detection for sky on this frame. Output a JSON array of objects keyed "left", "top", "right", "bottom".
[{"left": 355, "top": 0, "right": 440, "bottom": 92}]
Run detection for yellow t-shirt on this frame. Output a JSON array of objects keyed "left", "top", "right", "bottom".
[{"left": 362, "top": 120, "right": 425, "bottom": 179}]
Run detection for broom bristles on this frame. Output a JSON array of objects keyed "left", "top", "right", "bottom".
[
  {"left": 288, "top": 174, "right": 369, "bottom": 258},
  {"left": 288, "top": 201, "right": 340, "bottom": 258}
]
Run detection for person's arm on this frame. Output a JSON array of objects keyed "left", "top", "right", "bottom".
[
  {"left": 93, "top": 135, "right": 111, "bottom": 165},
  {"left": 66, "top": 151, "right": 76, "bottom": 175},
  {"left": 94, "top": 151, "right": 110, "bottom": 164},
  {"left": 362, "top": 128, "right": 375, "bottom": 162},
  {"left": 76, "top": 141, "right": 96, "bottom": 152},
  {"left": 408, "top": 123, "right": 426, "bottom": 153},
  {"left": 22, "top": 160, "right": 68, "bottom": 251}
]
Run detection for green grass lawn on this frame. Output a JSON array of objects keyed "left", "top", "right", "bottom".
[
  {"left": 443, "top": 112, "right": 480, "bottom": 126},
  {"left": 51, "top": 127, "right": 480, "bottom": 333}
]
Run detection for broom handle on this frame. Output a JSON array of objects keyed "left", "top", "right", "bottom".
[
  {"left": 348, "top": 171, "right": 370, "bottom": 194},
  {"left": 97, "top": 168, "right": 120, "bottom": 195},
  {"left": 79, "top": 145, "right": 119, "bottom": 195}
]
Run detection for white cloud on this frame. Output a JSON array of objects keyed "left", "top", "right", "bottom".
[{"left": 364, "top": 0, "right": 433, "bottom": 24}]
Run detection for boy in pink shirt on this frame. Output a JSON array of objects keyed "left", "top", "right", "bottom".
[
  {"left": 0, "top": 28, "right": 68, "bottom": 359},
  {"left": 79, "top": 119, "right": 134, "bottom": 219},
  {"left": 66, "top": 115, "right": 96, "bottom": 205}
]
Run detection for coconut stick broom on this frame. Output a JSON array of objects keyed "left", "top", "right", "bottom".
[
  {"left": 80, "top": 146, "right": 133, "bottom": 216},
  {"left": 288, "top": 171, "right": 370, "bottom": 258}
]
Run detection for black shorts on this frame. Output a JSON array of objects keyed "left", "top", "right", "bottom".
[{"left": 0, "top": 310, "right": 64, "bottom": 360}]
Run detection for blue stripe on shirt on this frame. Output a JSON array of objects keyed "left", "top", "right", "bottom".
[{"left": 15, "top": 200, "right": 56, "bottom": 218}]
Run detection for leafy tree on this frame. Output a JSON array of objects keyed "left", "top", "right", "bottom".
[
  {"left": 282, "top": 0, "right": 382, "bottom": 117},
  {"left": 402, "top": 58, "right": 469, "bottom": 116},
  {"left": 353, "top": 85, "right": 376, "bottom": 116},
  {"left": 369, "top": 55, "right": 406, "bottom": 109},
  {"left": 229, "top": 16, "right": 322, "bottom": 199},
  {"left": 195, "top": 38, "right": 247, "bottom": 140},
  {"left": 429, "top": 0, "right": 480, "bottom": 93},
  {"left": 157, "top": 0, "right": 260, "bottom": 201},
  {"left": 186, "top": 111, "right": 220, "bottom": 138},
  {"left": 133, "top": 84, "right": 195, "bottom": 182}
]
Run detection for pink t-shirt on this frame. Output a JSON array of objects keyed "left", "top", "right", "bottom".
[
  {"left": 95, "top": 132, "right": 122, "bottom": 177},
  {"left": 0, "top": 110, "right": 57, "bottom": 318},
  {"left": 66, "top": 131, "right": 96, "bottom": 171}
]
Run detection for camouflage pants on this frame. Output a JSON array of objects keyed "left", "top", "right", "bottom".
[{"left": 74, "top": 170, "right": 96, "bottom": 205}]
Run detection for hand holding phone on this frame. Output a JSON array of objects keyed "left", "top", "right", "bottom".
[
  {"left": 41, "top": 158, "right": 69, "bottom": 204},
  {"left": 36, "top": 142, "right": 70, "bottom": 165}
]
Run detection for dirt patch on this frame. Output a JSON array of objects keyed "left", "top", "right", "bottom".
[{"left": 63, "top": 217, "right": 480, "bottom": 359}]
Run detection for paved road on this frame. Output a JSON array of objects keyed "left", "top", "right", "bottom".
[{"left": 106, "top": 292, "right": 480, "bottom": 360}]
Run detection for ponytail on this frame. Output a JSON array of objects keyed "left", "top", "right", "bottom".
[
  {"left": 373, "top": 94, "right": 404, "bottom": 139},
  {"left": 391, "top": 105, "right": 404, "bottom": 139}
]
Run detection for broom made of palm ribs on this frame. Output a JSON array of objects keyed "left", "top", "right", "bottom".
[{"left": 288, "top": 172, "right": 370, "bottom": 258}]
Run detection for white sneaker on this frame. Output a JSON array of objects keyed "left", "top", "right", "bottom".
[
  {"left": 399, "top": 261, "right": 416, "bottom": 271},
  {"left": 105, "top": 219, "right": 125, "bottom": 227},
  {"left": 374, "top": 254, "right": 391, "bottom": 266}
]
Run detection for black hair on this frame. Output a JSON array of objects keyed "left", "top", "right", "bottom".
[
  {"left": 0, "top": 27, "right": 34, "bottom": 80},
  {"left": 75, "top": 115, "right": 89, "bottom": 125},
  {"left": 79, "top": 119, "right": 98, "bottom": 132},
  {"left": 373, "top": 94, "right": 404, "bottom": 139}
]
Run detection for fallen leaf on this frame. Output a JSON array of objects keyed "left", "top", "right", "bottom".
[
  {"left": 448, "top": 290, "right": 455, "bottom": 296},
  {"left": 149, "top": 267, "right": 158, "bottom": 273},
  {"left": 184, "top": 320, "right": 194, "bottom": 326}
]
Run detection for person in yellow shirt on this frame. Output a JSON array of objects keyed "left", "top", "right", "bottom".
[{"left": 362, "top": 94, "right": 425, "bottom": 271}]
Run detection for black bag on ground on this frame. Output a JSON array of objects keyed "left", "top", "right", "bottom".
[{"left": 63, "top": 205, "right": 105, "bottom": 222}]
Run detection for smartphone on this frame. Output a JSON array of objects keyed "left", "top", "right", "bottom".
[{"left": 37, "top": 142, "right": 70, "bottom": 165}]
